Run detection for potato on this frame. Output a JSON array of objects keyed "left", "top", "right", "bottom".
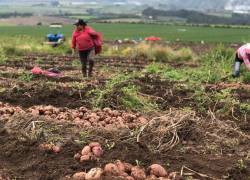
[
  {"left": 122, "top": 113, "right": 136, "bottom": 122},
  {"left": 52, "top": 145, "right": 61, "bottom": 153},
  {"left": 89, "top": 118, "right": 97, "bottom": 123},
  {"left": 39, "top": 143, "right": 53, "bottom": 151},
  {"left": 51, "top": 114, "right": 57, "bottom": 119},
  {"left": 104, "top": 163, "right": 120, "bottom": 176},
  {"left": 158, "top": 178, "right": 171, "bottom": 180},
  {"left": 74, "top": 153, "right": 81, "bottom": 161},
  {"left": 72, "top": 172, "right": 86, "bottom": 180},
  {"left": 89, "top": 142, "right": 101, "bottom": 148},
  {"left": 126, "top": 176, "right": 135, "bottom": 180},
  {"left": 149, "top": 164, "right": 167, "bottom": 177},
  {"left": 103, "top": 107, "right": 112, "bottom": 113},
  {"left": 115, "top": 160, "right": 125, "bottom": 172},
  {"left": 120, "top": 172, "right": 129, "bottom": 177},
  {"left": 53, "top": 108, "right": 60, "bottom": 114},
  {"left": 44, "top": 105, "right": 54, "bottom": 112},
  {"left": 128, "top": 124, "right": 136, "bottom": 129},
  {"left": 45, "top": 111, "right": 52, "bottom": 115},
  {"left": 100, "top": 121, "right": 106, "bottom": 126},
  {"left": 105, "top": 124, "right": 114, "bottom": 130},
  {"left": 92, "top": 146, "right": 103, "bottom": 157},
  {"left": 137, "top": 117, "right": 148, "bottom": 124},
  {"left": 104, "top": 117, "right": 112, "bottom": 124},
  {"left": 75, "top": 117, "right": 81, "bottom": 122},
  {"left": 85, "top": 168, "right": 103, "bottom": 180},
  {"left": 116, "top": 116, "right": 124, "bottom": 122},
  {"left": 131, "top": 166, "right": 146, "bottom": 180},
  {"left": 146, "top": 175, "right": 157, "bottom": 180},
  {"left": 123, "top": 163, "right": 133, "bottom": 173},
  {"left": 81, "top": 146, "right": 91, "bottom": 155},
  {"left": 111, "top": 110, "right": 120, "bottom": 117},
  {"left": 83, "top": 121, "right": 91, "bottom": 127},
  {"left": 31, "top": 109, "right": 39, "bottom": 116},
  {"left": 80, "top": 154, "right": 91, "bottom": 162}
]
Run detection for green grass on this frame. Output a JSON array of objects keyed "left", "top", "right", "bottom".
[{"left": 1, "top": 23, "right": 250, "bottom": 43}]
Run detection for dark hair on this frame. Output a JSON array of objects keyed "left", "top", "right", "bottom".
[{"left": 74, "top": 19, "right": 87, "bottom": 26}]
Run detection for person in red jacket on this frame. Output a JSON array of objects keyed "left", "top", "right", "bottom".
[{"left": 72, "top": 19, "right": 98, "bottom": 77}]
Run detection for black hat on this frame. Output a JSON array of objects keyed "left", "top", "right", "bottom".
[{"left": 74, "top": 19, "right": 87, "bottom": 26}]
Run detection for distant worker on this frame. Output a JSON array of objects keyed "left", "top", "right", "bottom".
[
  {"left": 71, "top": 19, "right": 99, "bottom": 77},
  {"left": 233, "top": 44, "right": 250, "bottom": 77}
]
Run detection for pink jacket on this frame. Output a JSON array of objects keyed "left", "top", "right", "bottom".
[
  {"left": 237, "top": 44, "right": 250, "bottom": 65},
  {"left": 71, "top": 26, "right": 98, "bottom": 51}
]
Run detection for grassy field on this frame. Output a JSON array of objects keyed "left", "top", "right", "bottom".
[{"left": 0, "top": 23, "right": 250, "bottom": 43}]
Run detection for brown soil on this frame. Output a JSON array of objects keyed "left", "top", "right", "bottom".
[
  {"left": 0, "top": 52, "right": 249, "bottom": 180},
  {"left": 0, "top": 118, "right": 249, "bottom": 180}
]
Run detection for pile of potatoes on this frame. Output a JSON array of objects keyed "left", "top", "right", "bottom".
[
  {"left": 71, "top": 161, "right": 179, "bottom": 180},
  {"left": 74, "top": 142, "right": 103, "bottom": 163},
  {"left": 0, "top": 102, "right": 24, "bottom": 119},
  {"left": 39, "top": 143, "right": 62, "bottom": 154},
  {"left": 1, "top": 103, "right": 148, "bottom": 129},
  {"left": 28, "top": 106, "right": 148, "bottom": 129}
]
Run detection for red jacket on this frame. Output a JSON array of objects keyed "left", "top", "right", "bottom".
[{"left": 71, "top": 26, "right": 98, "bottom": 51}]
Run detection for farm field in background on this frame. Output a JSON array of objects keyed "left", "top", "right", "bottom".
[{"left": 1, "top": 23, "right": 250, "bottom": 42}]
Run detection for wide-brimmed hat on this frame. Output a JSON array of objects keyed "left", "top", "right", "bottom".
[{"left": 74, "top": 19, "right": 87, "bottom": 26}]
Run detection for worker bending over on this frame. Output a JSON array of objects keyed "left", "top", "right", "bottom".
[{"left": 233, "top": 44, "right": 250, "bottom": 77}]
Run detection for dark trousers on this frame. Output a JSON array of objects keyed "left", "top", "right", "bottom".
[
  {"left": 79, "top": 48, "right": 95, "bottom": 77},
  {"left": 233, "top": 53, "right": 243, "bottom": 77}
]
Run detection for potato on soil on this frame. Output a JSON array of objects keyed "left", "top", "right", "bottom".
[
  {"left": 103, "top": 107, "right": 112, "bottom": 113},
  {"left": 92, "top": 146, "right": 103, "bottom": 157},
  {"left": 104, "top": 163, "right": 121, "bottom": 176},
  {"left": 39, "top": 143, "right": 53, "bottom": 151},
  {"left": 52, "top": 145, "right": 61, "bottom": 153},
  {"left": 81, "top": 146, "right": 91, "bottom": 155},
  {"left": 137, "top": 117, "right": 148, "bottom": 124},
  {"left": 83, "top": 121, "right": 91, "bottom": 127},
  {"left": 80, "top": 153, "right": 92, "bottom": 162},
  {"left": 31, "top": 109, "right": 39, "bottom": 116},
  {"left": 146, "top": 175, "right": 157, "bottom": 180},
  {"left": 148, "top": 164, "right": 167, "bottom": 177},
  {"left": 75, "top": 117, "right": 81, "bottom": 122},
  {"left": 131, "top": 166, "right": 146, "bottom": 180},
  {"left": 115, "top": 160, "right": 125, "bottom": 172},
  {"left": 72, "top": 172, "right": 86, "bottom": 180},
  {"left": 126, "top": 176, "right": 135, "bottom": 180},
  {"left": 85, "top": 168, "right": 103, "bottom": 180}
]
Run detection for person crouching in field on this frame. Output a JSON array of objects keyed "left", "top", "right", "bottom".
[
  {"left": 233, "top": 44, "right": 250, "bottom": 77},
  {"left": 71, "top": 19, "right": 98, "bottom": 77}
]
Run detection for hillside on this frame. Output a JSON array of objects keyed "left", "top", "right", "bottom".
[{"left": 1, "top": 0, "right": 250, "bottom": 13}]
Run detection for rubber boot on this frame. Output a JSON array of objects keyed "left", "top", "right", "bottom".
[
  {"left": 82, "top": 63, "right": 87, "bottom": 77},
  {"left": 232, "top": 61, "right": 241, "bottom": 78},
  {"left": 88, "top": 60, "right": 94, "bottom": 77}
]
